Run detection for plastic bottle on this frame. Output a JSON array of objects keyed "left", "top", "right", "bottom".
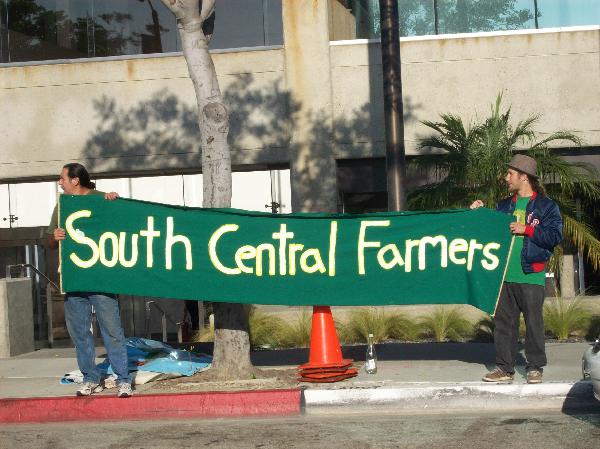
[{"left": 365, "top": 333, "right": 377, "bottom": 374}]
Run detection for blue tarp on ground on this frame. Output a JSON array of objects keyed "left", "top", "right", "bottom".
[{"left": 60, "top": 337, "right": 212, "bottom": 384}]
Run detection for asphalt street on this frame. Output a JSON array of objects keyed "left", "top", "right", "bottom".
[{"left": 1, "top": 410, "right": 599, "bottom": 449}]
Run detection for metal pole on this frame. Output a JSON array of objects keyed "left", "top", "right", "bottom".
[
  {"left": 46, "top": 283, "right": 54, "bottom": 348},
  {"left": 533, "top": 0, "right": 539, "bottom": 29},
  {"left": 145, "top": 300, "right": 152, "bottom": 339},
  {"left": 433, "top": 0, "right": 439, "bottom": 34},
  {"left": 379, "top": 0, "right": 408, "bottom": 211},
  {"left": 576, "top": 199, "right": 586, "bottom": 294}
]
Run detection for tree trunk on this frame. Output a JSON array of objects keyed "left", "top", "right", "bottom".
[{"left": 160, "top": 0, "right": 253, "bottom": 378}]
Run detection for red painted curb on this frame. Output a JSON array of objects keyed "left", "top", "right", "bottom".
[{"left": 0, "top": 389, "right": 302, "bottom": 424}]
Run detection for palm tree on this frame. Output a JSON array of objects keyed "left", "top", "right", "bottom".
[{"left": 409, "top": 94, "right": 600, "bottom": 281}]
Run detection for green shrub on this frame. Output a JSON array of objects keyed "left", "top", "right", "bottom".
[
  {"left": 586, "top": 315, "right": 600, "bottom": 341},
  {"left": 388, "top": 314, "right": 422, "bottom": 342},
  {"left": 473, "top": 315, "right": 494, "bottom": 342},
  {"left": 419, "top": 306, "right": 472, "bottom": 342},
  {"left": 191, "top": 323, "right": 214, "bottom": 342},
  {"left": 473, "top": 314, "right": 526, "bottom": 342},
  {"left": 519, "top": 315, "right": 526, "bottom": 340},
  {"left": 280, "top": 309, "right": 312, "bottom": 348},
  {"left": 248, "top": 310, "right": 286, "bottom": 348},
  {"left": 339, "top": 308, "right": 388, "bottom": 343},
  {"left": 338, "top": 307, "right": 418, "bottom": 343},
  {"left": 544, "top": 297, "right": 591, "bottom": 341}
]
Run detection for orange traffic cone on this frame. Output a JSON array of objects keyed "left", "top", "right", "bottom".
[{"left": 298, "top": 306, "right": 357, "bottom": 382}]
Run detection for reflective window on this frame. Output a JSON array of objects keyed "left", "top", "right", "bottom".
[
  {"left": 350, "top": 0, "right": 435, "bottom": 38},
  {"left": 92, "top": 0, "right": 178, "bottom": 57},
  {"left": 5, "top": 0, "right": 92, "bottom": 62},
  {"left": 0, "top": 0, "right": 283, "bottom": 63},
  {"left": 339, "top": 0, "right": 600, "bottom": 40},
  {"left": 0, "top": 1, "right": 8, "bottom": 62},
  {"left": 211, "top": 0, "right": 283, "bottom": 49},
  {"left": 537, "top": 0, "right": 600, "bottom": 28},
  {"left": 437, "top": 0, "right": 535, "bottom": 34}
]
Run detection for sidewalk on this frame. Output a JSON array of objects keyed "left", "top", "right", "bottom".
[{"left": 0, "top": 342, "right": 598, "bottom": 423}]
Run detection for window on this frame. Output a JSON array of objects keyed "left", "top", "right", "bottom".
[
  {"left": 0, "top": 0, "right": 282, "bottom": 64},
  {"left": 92, "top": 0, "right": 178, "bottom": 57},
  {"left": 437, "top": 0, "right": 535, "bottom": 34},
  {"left": 336, "top": 0, "right": 599, "bottom": 40},
  {"left": 537, "top": 0, "right": 600, "bottom": 28}
]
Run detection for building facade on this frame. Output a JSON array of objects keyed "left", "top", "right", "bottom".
[{"left": 1, "top": 0, "right": 599, "bottom": 342}]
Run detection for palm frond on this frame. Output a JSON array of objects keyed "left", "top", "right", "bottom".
[
  {"left": 562, "top": 214, "right": 600, "bottom": 272},
  {"left": 414, "top": 93, "right": 600, "bottom": 282}
]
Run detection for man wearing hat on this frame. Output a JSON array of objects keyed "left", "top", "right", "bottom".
[{"left": 471, "top": 154, "right": 562, "bottom": 384}]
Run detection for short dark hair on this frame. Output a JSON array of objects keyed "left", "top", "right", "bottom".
[{"left": 63, "top": 163, "right": 96, "bottom": 189}]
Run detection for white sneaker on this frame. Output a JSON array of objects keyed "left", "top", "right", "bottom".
[
  {"left": 117, "top": 383, "right": 133, "bottom": 398},
  {"left": 76, "top": 381, "right": 104, "bottom": 396}
]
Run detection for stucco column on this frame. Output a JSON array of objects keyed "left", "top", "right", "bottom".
[
  {"left": 560, "top": 253, "right": 577, "bottom": 298},
  {"left": 283, "top": 0, "right": 338, "bottom": 213},
  {"left": 0, "top": 278, "right": 34, "bottom": 358}
]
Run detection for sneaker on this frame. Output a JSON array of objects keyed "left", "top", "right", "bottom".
[
  {"left": 76, "top": 381, "right": 104, "bottom": 396},
  {"left": 482, "top": 368, "right": 514, "bottom": 382},
  {"left": 527, "top": 370, "right": 543, "bottom": 384},
  {"left": 117, "top": 383, "right": 133, "bottom": 398}
]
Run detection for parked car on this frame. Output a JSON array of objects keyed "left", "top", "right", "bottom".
[{"left": 582, "top": 339, "right": 600, "bottom": 401}]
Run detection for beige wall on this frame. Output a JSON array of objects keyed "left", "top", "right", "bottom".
[
  {"left": 1, "top": 49, "right": 288, "bottom": 181},
  {"left": 331, "top": 28, "right": 600, "bottom": 157},
  {"left": 1, "top": 26, "right": 599, "bottom": 182}
]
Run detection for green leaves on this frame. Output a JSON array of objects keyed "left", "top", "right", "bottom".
[
  {"left": 419, "top": 306, "right": 472, "bottom": 342},
  {"left": 337, "top": 308, "right": 419, "bottom": 344},
  {"left": 412, "top": 93, "right": 600, "bottom": 278},
  {"left": 544, "top": 297, "right": 592, "bottom": 341}
]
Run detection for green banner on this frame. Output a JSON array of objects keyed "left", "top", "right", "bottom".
[{"left": 59, "top": 195, "right": 513, "bottom": 314}]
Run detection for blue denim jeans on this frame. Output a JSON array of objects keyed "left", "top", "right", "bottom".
[{"left": 64, "top": 292, "right": 131, "bottom": 385}]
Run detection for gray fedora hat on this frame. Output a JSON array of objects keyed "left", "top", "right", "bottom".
[{"left": 507, "top": 154, "right": 537, "bottom": 178}]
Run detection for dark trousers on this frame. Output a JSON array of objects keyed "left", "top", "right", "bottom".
[{"left": 494, "top": 282, "right": 546, "bottom": 374}]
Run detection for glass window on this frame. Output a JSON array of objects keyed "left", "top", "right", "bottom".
[
  {"left": 399, "top": 0, "right": 436, "bottom": 36},
  {"left": 537, "top": 0, "right": 600, "bottom": 28},
  {"left": 1, "top": 0, "right": 282, "bottom": 63},
  {"left": 348, "top": 0, "right": 435, "bottom": 38},
  {"left": 92, "top": 0, "right": 178, "bottom": 57},
  {"left": 350, "top": 0, "right": 380, "bottom": 39},
  {"left": 262, "top": 0, "right": 283, "bottom": 46},
  {"left": 1, "top": 1, "right": 8, "bottom": 62},
  {"left": 340, "top": 0, "right": 539, "bottom": 39},
  {"left": 437, "top": 0, "right": 535, "bottom": 34},
  {"left": 6, "top": 0, "right": 91, "bottom": 62},
  {"left": 209, "top": 0, "right": 283, "bottom": 50}
]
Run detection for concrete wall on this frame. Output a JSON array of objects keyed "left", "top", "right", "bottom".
[
  {"left": 0, "top": 278, "right": 34, "bottom": 357},
  {"left": 1, "top": 48, "right": 288, "bottom": 181},
  {"left": 2, "top": 23, "right": 600, "bottom": 182},
  {"left": 331, "top": 27, "right": 600, "bottom": 157}
]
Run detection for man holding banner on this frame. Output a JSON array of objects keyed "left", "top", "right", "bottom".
[
  {"left": 472, "top": 154, "right": 562, "bottom": 384},
  {"left": 47, "top": 163, "right": 133, "bottom": 398}
]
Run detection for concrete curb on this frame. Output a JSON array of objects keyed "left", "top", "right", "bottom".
[
  {"left": 1, "top": 382, "right": 597, "bottom": 424},
  {"left": 303, "top": 381, "right": 599, "bottom": 412},
  {"left": 0, "top": 389, "right": 302, "bottom": 424}
]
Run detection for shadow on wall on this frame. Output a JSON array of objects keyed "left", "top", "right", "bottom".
[
  {"left": 83, "top": 72, "right": 421, "bottom": 209},
  {"left": 83, "top": 75, "right": 298, "bottom": 174}
]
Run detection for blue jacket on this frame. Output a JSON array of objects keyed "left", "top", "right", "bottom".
[{"left": 496, "top": 192, "right": 563, "bottom": 273}]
